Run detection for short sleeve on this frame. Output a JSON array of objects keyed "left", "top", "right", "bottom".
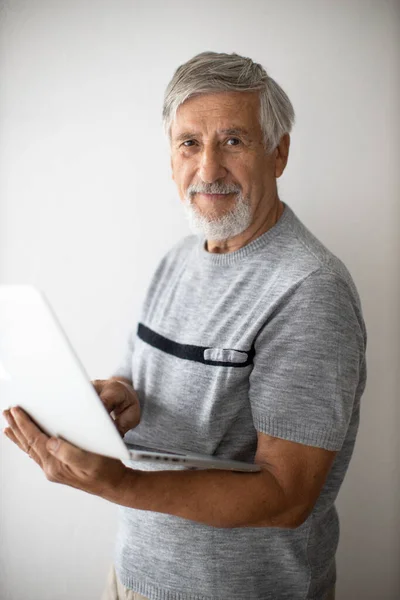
[
  {"left": 111, "top": 329, "right": 135, "bottom": 382},
  {"left": 249, "top": 269, "right": 366, "bottom": 451}
]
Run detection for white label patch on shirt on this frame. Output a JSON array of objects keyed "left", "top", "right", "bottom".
[{"left": 203, "top": 348, "right": 248, "bottom": 363}]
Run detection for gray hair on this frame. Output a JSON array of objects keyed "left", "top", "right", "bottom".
[{"left": 163, "top": 51, "right": 295, "bottom": 153}]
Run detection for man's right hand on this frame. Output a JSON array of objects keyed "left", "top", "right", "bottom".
[{"left": 92, "top": 377, "right": 141, "bottom": 437}]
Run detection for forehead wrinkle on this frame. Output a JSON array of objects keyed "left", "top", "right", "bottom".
[
  {"left": 172, "top": 94, "right": 261, "bottom": 143},
  {"left": 173, "top": 127, "right": 253, "bottom": 143}
]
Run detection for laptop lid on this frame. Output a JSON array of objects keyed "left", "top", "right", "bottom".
[{"left": 0, "top": 285, "right": 130, "bottom": 461}]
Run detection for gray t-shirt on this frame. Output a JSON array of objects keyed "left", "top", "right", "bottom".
[{"left": 112, "top": 202, "right": 367, "bottom": 600}]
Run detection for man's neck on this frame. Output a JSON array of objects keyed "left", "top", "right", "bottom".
[{"left": 206, "top": 198, "right": 284, "bottom": 254}]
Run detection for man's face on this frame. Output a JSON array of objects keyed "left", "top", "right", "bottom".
[{"left": 170, "top": 91, "right": 285, "bottom": 240}]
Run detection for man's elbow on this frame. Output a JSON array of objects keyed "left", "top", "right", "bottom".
[
  {"left": 282, "top": 503, "right": 313, "bottom": 529},
  {"left": 253, "top": 503, "right": 313, "bottom": 529}
]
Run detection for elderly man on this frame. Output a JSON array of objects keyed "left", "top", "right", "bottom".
[{"left": 3, "top": 52, "right": 366, "bottom": 600}]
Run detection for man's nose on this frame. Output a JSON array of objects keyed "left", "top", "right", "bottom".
[{"left": 198, "top": 147, "right": 227, "bottom": 183}]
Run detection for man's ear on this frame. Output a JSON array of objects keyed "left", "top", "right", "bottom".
[
  {"left": 275, "top": 133, "right": 290, "bottom": 179},
  {"left": 170, "top": 156, "right": 175, "bottom": 181}
]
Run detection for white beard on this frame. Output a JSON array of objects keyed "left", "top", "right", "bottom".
[{"left": 182, "top": 191, "right": 253, "bottom": 242}]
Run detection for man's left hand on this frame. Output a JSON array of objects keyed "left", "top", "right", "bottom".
[{"left": 2, "top": 406, "right": 131, "bottom": 502}]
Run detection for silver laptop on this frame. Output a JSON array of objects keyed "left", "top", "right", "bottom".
[{"left": 0, "top": 285, "right": 260, "bottom": 473}]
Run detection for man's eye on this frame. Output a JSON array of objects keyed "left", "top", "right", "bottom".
[
  {"left": 182, "top": 140, "right": 195, "bottom": 147},
  {"left": 226, "top": 138, "right": 241, "bottom": 146}
]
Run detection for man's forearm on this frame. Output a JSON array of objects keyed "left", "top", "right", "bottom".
[{"left": 105, "top": 465, "right": 301, "bottom": 529}]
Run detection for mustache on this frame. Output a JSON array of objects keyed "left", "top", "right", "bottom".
[{"left": 186, "top": 182, "right": 242, "bottom": 198}]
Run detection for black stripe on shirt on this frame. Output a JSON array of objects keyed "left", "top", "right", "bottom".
[{"left": 137, "top": 323, "right": 255, "bottom": 368}]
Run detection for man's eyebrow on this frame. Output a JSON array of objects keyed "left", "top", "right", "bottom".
[
  {"left": 173, "top": 131, "right": 200, "bottom": 143},
  {"left": 218, "top": 128, "right": 251, "bottom": 138},
  {"left": 173, "top": 128, "right": 252, "bottom": 142}
]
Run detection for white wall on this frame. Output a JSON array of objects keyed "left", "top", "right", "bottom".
[{"left": 0, "top": 1, "right": 399, "bottom": 599}]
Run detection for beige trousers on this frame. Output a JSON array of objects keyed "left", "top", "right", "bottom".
[
  {"left": 101, "top": 565, "right": 148, "bottom": 600},
  {"left": 101, "top": 564, "right": 335, "bottom": 600},
  {"left": 326, "top": 586, "right": 336, "bottom": 600}
]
